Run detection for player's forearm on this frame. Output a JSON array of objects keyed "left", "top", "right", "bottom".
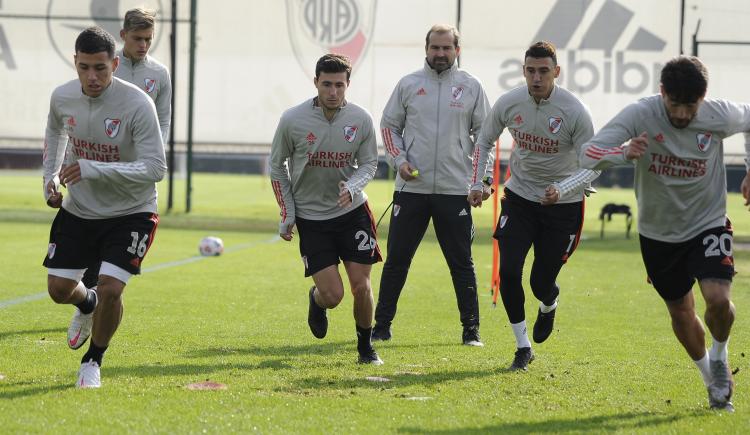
[
  {"left": 79, "top": 156, "right": 167, "bottom": 183},
  {"left": 344, "top": 160, "right": 377, "bottom": 197},
  {"left": 554, "top": 169, "right": 601, "bottom": 198}
]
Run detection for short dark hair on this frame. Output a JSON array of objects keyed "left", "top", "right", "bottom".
[
  {"left": 525, "top": 41, "right": 557, "bottom": 65},
  {"left": 315, "top": 53, "right": 352, "bottom": 79},
  {"left": 660, "top": 56, "right": 708, "bottom": 103},
  {"left": 425, "top": 24, "right": 460, "bottom": 50},
  {"left": 75, "top": 27, "right": 116, "bottom": 59}
]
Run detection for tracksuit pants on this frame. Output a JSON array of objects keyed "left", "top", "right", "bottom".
[{"left": 375, "top": 192, "right": 480, "bottom": 328}]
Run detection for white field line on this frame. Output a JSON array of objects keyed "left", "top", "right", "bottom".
[{"left": 0, "top": 236, "right": 280, "bottom": 309}]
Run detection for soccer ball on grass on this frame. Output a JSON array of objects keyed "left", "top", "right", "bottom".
[{"left": 199, "top": 236, "right": 224, "bottom": 256}]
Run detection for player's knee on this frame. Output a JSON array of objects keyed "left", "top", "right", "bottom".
[
  {"left": 705, "top": 294, "right": 732, "bottom": 316},
  {"left": 96, "top": 278, "right": 125, "bottom": 304},
  {"left": 47, "top": 276, "right": 76, "bottom": 304},
  {"left": 317, "top": 286, "right": 344, "bottom": 308},
  {"left": 350, "top": 281, "right": 372, "bottom": 299},
  {"left": 500, "top": 267, "right": 522, "bottom": 286}
]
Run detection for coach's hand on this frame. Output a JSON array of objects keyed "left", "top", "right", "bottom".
[
  {"left": 398, "top": 162, "right": 418, "bottom": 181},
  {"left": 468, "top": 189, "right": 484, "bottom": 207},
  {"left": 337, "top": 181, "right": 352, "bottom": 208},
  {"left": 624, "top": 132, "right": 648, "bottom": 160},
  {"left": 742, "top": 170, "right": 750, "bottom": 209},
  {"left": 59, "top": 162, "right": 82, "bottom": 186},
  {"left": 280, "top": 222, "right": 295, "bottom": 241},
  {"left": 541, "top": 184, "right": 560, "bottom": 205},
  {"left": 46, "top": 180, "right": 63, "bottom": 208}
]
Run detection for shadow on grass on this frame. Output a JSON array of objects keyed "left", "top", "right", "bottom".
[
  {"left": 397, "top": 410, "right": 712, "bottom": 434},
  {"left": 286, "top": 366, "right": 512, "bottom": 392},
  {"left": 183, "top": 340, "right": 457, "bottom": 359},
  {"left": 0, "top": 383, "right": 70, "bottom": 400},
  {"left": 0, "top": 327, "right": 65, "bottom": 341}
]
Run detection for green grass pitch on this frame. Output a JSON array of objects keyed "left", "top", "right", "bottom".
[{"left": 0, "top": 170, "right": 748, "bottom": 433}]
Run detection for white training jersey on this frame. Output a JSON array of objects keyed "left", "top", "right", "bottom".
[
  {"left": 43, "top": 77, "right": 167, "bottom": 219},
  {"left": 270, "top": 98, "right": 378, "bottom": 233},
  {"left": 474, "top": 85, "right": 596, "bottom": 203},
  {"left": 581, "top": 95, "right": 750, "bottom": 242}
]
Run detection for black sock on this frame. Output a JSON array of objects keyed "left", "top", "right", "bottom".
[
  {"left": 356, "top": 325, "right": 373, "bottom": 353},
  {"left": 74, "top": 288, "right": 97, "bottom": 315},
  {"left": 81, "top": 341, "right": 108, "bottom": 366}
]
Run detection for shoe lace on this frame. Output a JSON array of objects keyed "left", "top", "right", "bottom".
[{"left": 710, "top": 360, "right": 729, "bottom": 387}]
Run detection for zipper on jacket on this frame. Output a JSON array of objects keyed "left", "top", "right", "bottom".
[
  {"left": 87, "top": 98, "right": 93, "bottom": 142},
  {"left": 433, "top": 80, "right": 441, "bottom": 193}
]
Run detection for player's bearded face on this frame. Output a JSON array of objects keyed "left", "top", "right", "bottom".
[
  {"left": 314, "top": 72, "right": 349, "bottom": 111},
  {"left": 425, "top": 32, "right": 459, "bottom": 73},
  {"left": 662, "top": 93, "right": 703, "bottom": 129},
  {"left": 75, "top": 51, "right": 118, "bottom": 98}
]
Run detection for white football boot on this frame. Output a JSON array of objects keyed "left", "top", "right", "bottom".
[
  {"left": 76, "top": 360, "right": 101, "bottom": 388},
  {"left": 67, "top": 288, "right": 97, "bottom": 350}
]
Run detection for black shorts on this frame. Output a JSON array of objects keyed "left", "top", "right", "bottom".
[
  {"left": 43, "top": 207, "right": 159, "bottom": 276},
  {"left": 296, "top": 202, "right": 382, "bottom": 277},
  {"left": 494, "top": 188, "right": 584, "bottom": 263},
  {"left": 640, "top": 221, "right": 735, "bottom": 301}
]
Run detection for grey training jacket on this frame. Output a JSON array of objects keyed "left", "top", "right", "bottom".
[{"left": 381, "top": 60, "right": 491, "bottom": 195}]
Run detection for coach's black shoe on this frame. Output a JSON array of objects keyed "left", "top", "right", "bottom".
[
  {"left": 532, "top": 307, "right": 556, "bottom": 343},
  {"left": 462, "top": 325, "right": 484, "bottom": 347},
  {"left": 509, "top": 347, "right": 535, "bottom": 371},
  {"left": 358, "top": 348, "right": 384, "bottom": 365},
  {"left": 371, "top": 323, "right": 391, "bottom": 341},
  {"left": 307, "top": 286, "right": 328, "bottom": 339}
]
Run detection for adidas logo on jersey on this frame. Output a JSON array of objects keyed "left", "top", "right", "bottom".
[{"left": 459, "top": 208, "right": 468, "bottom": 216}]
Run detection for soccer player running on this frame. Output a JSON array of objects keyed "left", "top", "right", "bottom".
[
  {"left": 373, "top": 24, "right": 492, "bottom": 346},
  {"left": 82, "top": 7, "right": 172, "bottom": 290},
  {"left": 270, "top": 54, "right": 383, "bottom": 365},
  {"left": 43, "top": 27, "right": 166, "bottom": 388},
  {"left": 580, "top": 56, "right": 750, "bottom": 411},
  {"left": 469, "top": 41, "right": 599, "bottom": 371}
]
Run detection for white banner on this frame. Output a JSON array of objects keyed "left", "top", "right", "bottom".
[{"left": 0, "top": 0, "right": 748, "bottom": 156}]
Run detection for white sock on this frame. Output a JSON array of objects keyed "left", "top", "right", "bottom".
[
  {"left": 709, "top": 336, "right": 729, "bottom": 362},
  {"left": 693, "top": 352, "right": 712, "bottom": 387},
  {"left": 510, "top": 320, "right": 531, "bottom": 349},
  {"left": 540, "top": 299, "right": 558, "bottom": 314}
]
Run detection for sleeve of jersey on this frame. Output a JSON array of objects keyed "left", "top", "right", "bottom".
[
  {"left": 471, "top": 100, "right": 505, "bottom": 191},
  {"left": 269, "top": 117, "right": 296, "bottom": 233},
  {"left": 42, "top": 94, "right": 68, "bottom": 201},
  {"left": 471, "top": 84, "right": 494, "bottom": 180},
  {"left": 580, "top": 104, "right": 638, "bottom": 170},
  {"left": 157, "top": 69, "right": 172, "bottom": 144},
  {"left": 721, "top": 100, "right": 750, "bottom": 172},
  {"left": 79, "top": 100, "right": 167, "bottom": 184},
  {"left": 380, "top": 83, "right": 408, "bottom": 170},
  {"left": 345, "top": 116, "right": 378, "bottom": 197},
  {"left": 556, "top": 106, "right": 601, "bottom": 198}
]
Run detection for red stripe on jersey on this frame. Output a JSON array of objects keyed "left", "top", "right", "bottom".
[
  {"left": 587, "top": 145, "right": 623, "bottom": 156},
  {"left": 381, "top": 128, "right": 400, "bottom": 157},
  {"left": 363, "top": 201, "right": 383, "bottom": 262},
  {"left": 271, "top": 180, "right": 287, "bottom": 222}
]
